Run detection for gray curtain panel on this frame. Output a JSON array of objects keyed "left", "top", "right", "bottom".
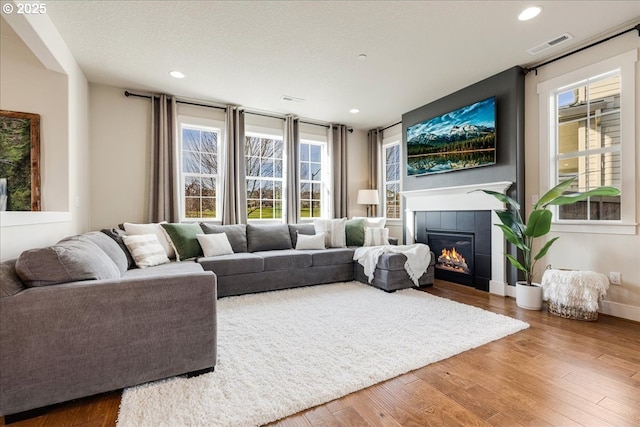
[
  {"left": 221, "top": 106, "right": 247, "bottom": 225},
  {"left": 285, "top": 115, "right": 300, "bottom": 224},
  {"left": 331, "top": 125, "right": 348, "bottom": 218},
  {"left": 367, "top": 128, "right": 381, "bottom": 217},
  {"left": 148, "top": 94, "right": 179, "bottom": 223}
]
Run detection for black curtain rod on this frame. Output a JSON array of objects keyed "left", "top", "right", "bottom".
[
  {"left": 300, "top": 120, "right": 329, "bottom": 129},
  {"left": 125, "top": 90, "right": 352, "bottom": 132},
  {"left": 525, "top": 23, "right": 640, "bottom": 75},
  {"left": 124, "top": 90, "right": 226, "bottom": 110},
  {"left": 381, "top": 121, "right": 402, "bottom": 132},
  {"left": 245, "top": 112, "right": 352, "bottom": 133},
  {"left": 244, "top": 110, "right": 285, "bottom": 121}
]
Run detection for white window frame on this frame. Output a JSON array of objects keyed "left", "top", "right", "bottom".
[
  {"left": 177, "top": 116, "right": 224, "bottom": 222},
  {"left": 299, "top": 136, "right": 329, "bottom": 220},
  {"left": 382, "top": 136, "right": 402, "bottom": 221},
  {"left": 245, "top": 128, "right": 285, "bottom": 222},
  {"left": 537, "top": 49, "right": 637, "bottom": 235}
]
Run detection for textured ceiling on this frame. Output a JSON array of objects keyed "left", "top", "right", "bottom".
[{"left": 42, "top": 1, "right": 640, "bottom": 130}]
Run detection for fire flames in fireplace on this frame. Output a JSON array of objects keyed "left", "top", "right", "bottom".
[{"left": 437, "top": 247, "right": 470, "bottom": 274}]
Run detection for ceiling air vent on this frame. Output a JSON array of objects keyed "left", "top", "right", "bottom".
[
  {"left": 280, "top": 95, "right": 305, "bottom": 103},
  {"left": 527, "top": 33, "right": 573, "bottom": 55}
]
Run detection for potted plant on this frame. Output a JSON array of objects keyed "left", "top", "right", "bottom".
[{"left": 478, "top": 177, "right": 620, "bottom": 310}]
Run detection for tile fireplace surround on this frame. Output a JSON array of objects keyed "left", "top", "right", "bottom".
[{"left": 403, "top": 181, "right": 515, "bottom": 297}]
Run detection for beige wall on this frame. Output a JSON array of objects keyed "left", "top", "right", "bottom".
[
  {"left": 524, "top": 32, "right": 639, "bottom": 320},
  {"left": 89, "top": 84, "right": 150, "bottom": 229},
  {"left": 0, "top": 15, "right": 90, "bottom": 260},
  {"left": 346, "top": 129, "right": 369, "bottom": 219}
]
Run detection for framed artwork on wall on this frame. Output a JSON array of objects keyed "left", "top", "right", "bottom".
[{"left": 0, "top": 110, "right": 41, "bottom": 211}]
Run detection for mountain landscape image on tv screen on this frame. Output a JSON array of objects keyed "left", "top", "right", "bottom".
[{"left": 406, "top": 97, "right": 496, "bottom": 176}]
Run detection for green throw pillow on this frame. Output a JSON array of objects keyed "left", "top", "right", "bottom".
[
  {"left": 345, "top": 218, "right": 366, "bottom": 246},
  {"left": 160, "top": 223, "right": 203, "bottom": 261}
]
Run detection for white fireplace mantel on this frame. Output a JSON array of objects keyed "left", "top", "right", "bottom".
[{"left": 402, "top": 181, "right": 515, "bottom": 297}]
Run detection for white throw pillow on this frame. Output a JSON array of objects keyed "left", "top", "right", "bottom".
[
  {"left": 196, "top": 233, "right": 234, "bottom": 257},
  {"left": 364, "top": 227, "right": 390, "bottom": 246},
  {"left": 123, "top": 222, "right": 175, "bottom": 259},
  {"left": 353, "top": 216, "right": 386, "bottom": 229},
  {"left": 295, "top": 232, "right": 326, "bottom": 250},
  {"left": 122, "top": 234, "right": 171, "bottom": 268},
  {"left": 313, "top": 218, "right": 347, "bottom": 248}
]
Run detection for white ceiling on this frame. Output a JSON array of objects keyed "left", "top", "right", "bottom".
[{"left": 42, "top": 1, "right": 640, "bottom": 130}]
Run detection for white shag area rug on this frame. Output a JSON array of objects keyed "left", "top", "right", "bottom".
[{"left": 117, "top": 281, "right": 529, "bottom": 427}]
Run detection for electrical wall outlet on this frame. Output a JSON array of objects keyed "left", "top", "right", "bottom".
[{"left": 609, "top": 272, "right": 621, "bottom": 285}]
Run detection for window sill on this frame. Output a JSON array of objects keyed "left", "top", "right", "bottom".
[
  {"left": 385, "top": 219, "right": 403, "bottom": 226},
  {"left": 551, "top": 221, "right": 637, "bottom": 235}
]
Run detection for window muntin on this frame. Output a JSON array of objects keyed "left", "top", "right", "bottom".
[
  {"left": 553, "top": 70, "right": 621, "bottom": 220},
  {"left": 299, "top": 141, "right": 324, "bottom": 219},
  {"left": 180, "top": 125, "right": 220, "bottom": 220},
  {"left": 245, "top": 133, "right": 284, "bottom": 220},
  {"left": 384, "top": 142, "right": 400, "bottom": 219}
]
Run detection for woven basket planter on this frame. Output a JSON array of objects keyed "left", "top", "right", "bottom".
[{"left": 547, "top": 301, "right": 598, "bottom": 321}]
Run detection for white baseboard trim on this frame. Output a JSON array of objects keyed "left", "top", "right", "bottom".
[
  {"left": 490, "top": 281, "right": 515, "bottom": 298},
  {"left": 599, "top": 300, "right": 640, "bottom": 322},
  {"left": 489, "top": 283, "right": 638, "bottom": 322}
]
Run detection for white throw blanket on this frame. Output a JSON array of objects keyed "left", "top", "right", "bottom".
[
  {"left": 541, "top": 269, "right": 609, "bottom": 312},
  {"left": 353, "top": 244, "right": 431, "bottom": 286}
]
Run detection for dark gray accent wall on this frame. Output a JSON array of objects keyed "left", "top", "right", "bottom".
[{"left": 401, "top": 66, "right": 525, "bottom": 286}]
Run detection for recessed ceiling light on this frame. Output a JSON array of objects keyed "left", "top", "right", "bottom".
[
  {"left": 357, "top": 53, "right": 368, "bottom": 60},
  {"left": 518, "top": 6, "right": 542, "bottom": 21},
  {"left": 350, "top": 108, "right": 360, "bottom": 114},
  {"left": 169, "top": 70, "right": 185, "bottom": 79}
]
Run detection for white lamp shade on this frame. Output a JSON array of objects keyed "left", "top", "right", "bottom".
[{"left": 357, "top": 189, "right": 380, "bottom": 205}]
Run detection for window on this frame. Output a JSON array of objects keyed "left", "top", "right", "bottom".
[
  {"left": 179, "top": 123, "right": 220, "bottom": 220},
  {"left": 383, "top": 141, "right": 401, "bottom": 219},
  {"left": 554, "top": 71, "right": 621, "bottom": 220},
  {"left": 245, "top": 133, "right": 284, "bottom": 220},
  {"left": 299, "top": 141, "right": 325, "bottom": 219},
  {"left": 538, "top": 49, "right": 636, "bottom": 234}
]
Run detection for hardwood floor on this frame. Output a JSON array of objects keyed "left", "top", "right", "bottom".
[{"left": 3, "top": 280, "right": 639, "bottom": 427}]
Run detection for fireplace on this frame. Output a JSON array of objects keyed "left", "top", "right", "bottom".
[
  {"left": 402, "top": 181, "right": 515, "bottom": 296},
  {"left": 428, "top": 232, "right": 474, "bottom": 287},
  {"left": 415, "top": 210, "right": 492, "bottom": 291}
]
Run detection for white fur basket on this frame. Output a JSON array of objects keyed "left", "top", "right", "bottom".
[{"left": 540, "top": 268, "right": 609, "bottom": 321}]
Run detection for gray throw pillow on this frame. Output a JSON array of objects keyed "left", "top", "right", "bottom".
[
  {"left": 70, "top": 232, "right": 129, "bottom": 275},
  {"left": 200, "top": 223, "right": 247, "bottom": 253},
  {"left": 246, "top": 224, "right": 292, "bottom": 252},
  {"left": 101, "top": 227, "right": 136, "bottom": 269},
  {"left": 288, "top": 224, "right": 315, "bottom": 248},
  {"left": 16, "top": 239, "right": 121, "bottom": 287}
]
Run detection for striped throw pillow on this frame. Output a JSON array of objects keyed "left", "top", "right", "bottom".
[
  {"left": 313, "top": 218, "right": 347, "bottom": 248},
  {"left": 364, "top": 227, "right": 390, "bottom": 246},
  {"left": 122, "top": 234, "right": 170, "bottom": 268}
]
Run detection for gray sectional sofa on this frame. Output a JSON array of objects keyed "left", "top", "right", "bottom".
[
  {"left": 0, "top": 222, "right": 434, "bottom": 419},
  {"left": 200, "top": 223, "right": 355, "bottom": 297},
  {"left": 0, "top": 231, "right": 217, "bottom": 419}
]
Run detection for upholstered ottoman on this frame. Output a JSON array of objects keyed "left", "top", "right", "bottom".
[{"left": 355, "top": 251, "right": 436, "bottom": 292}]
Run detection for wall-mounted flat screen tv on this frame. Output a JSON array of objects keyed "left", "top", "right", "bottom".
[{"left": 406, "top": 96, "right": 496, "bottom": 176}]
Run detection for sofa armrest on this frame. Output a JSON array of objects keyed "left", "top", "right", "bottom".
[{"left": 0, "top": 271, "right": 217, "bottom": 416}]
